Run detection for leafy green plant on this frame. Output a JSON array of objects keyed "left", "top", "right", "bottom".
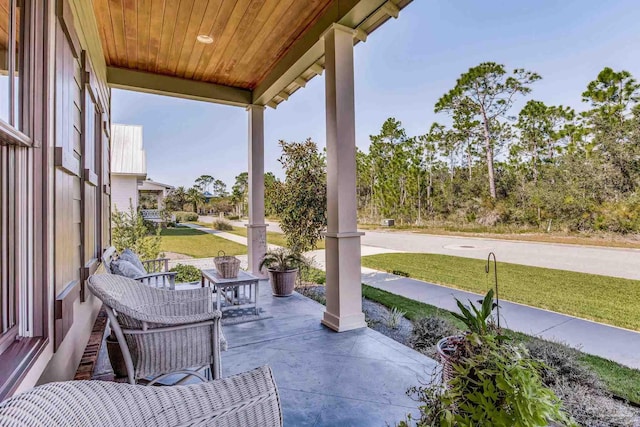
[
  {"left": 169, "top": 264, "right": 201, "bottom": 283},
  {"left": 401, "top": 334, "right": 574, "bottom": 427},
  {"left": 451, "top": 289, "right": 497, "bottom": 335},
  {"left": 258, "top": 248, "right": 305, "bottom": 272},
  {"left": 276, "top": 139, "right": 327, "bottom": 253},
  {"left": 112, "top": 203, "right": 161, "bottom": 260}
]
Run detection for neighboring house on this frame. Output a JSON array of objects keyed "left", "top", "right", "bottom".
[
  {"left": 110, "top": 124, "right": 147, "bottom": 213},
  {"left": 138, "top": 179, "right": 175, "bottom": 209}
]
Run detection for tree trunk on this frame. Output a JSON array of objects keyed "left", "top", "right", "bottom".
[
  {"left": 481, "top": 111, "right": 497, "bottom": 199},
  {"left": 467, "top": 138, "right": 472, "bottom": 180}
]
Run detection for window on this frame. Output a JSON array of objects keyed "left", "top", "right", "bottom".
[
  {"left": 0, "top": 0, "right": 22, "bottom": 130},
  {"left": 0, "top": 0, "right": 25, "bottom": 354}
]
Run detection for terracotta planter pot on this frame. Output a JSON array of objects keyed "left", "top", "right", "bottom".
[
  {"left": 268, "top": 268, "right": 298, "bottom": 297},
  {"left": 106, "top": 335, "right": 128, "bottom": 378}
]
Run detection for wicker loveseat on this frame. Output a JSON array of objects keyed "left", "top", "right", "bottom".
[
  {"left": 88, "top": 273, "right": 226, "bottom": 384},
  {"left": 0, "top": 366, "right": 282, "bottom": 427}
]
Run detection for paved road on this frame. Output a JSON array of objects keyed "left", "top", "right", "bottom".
[
  {"left": 208, "top": 216, "right": 640, "bottom": 280},
  {"left": 361, "top": 231, "right": 640, "bottom": 280}
]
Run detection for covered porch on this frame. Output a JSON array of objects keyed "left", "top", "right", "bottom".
[{"left": 0, "top": 0, "right": 423, "bottom": 422}]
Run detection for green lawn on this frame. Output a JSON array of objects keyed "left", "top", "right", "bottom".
[
  {"left": 227, "top": 226, "right": 326, "bottom": 250},
  {"left": 159, "top": 227, "right": 247, "bottom": 258},
  {"left": 362, "top": 253, "right": 640, "bottom": 331},
  {"left": 361, "top": 284, "right": 640, "bottom": 404}
]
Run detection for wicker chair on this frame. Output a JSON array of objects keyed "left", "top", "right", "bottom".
[
  {"left": 102, "top": 246, "right": 176, "bottom": 289},
  {"left": 88, "top": 274, "right": 226, "bottom": 385},
  {"left": 0, "top": 366, "right": 283, "bottom": 427}
]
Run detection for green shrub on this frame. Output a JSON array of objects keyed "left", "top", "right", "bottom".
[
  {"left": 169, "top": 264, "right": 201, "bottom": 283},
  {"left": 112, "top": 204, "right": 161, "bottom": 260},
  {"left": 299, "top": 266, "right": 326, "bottom": 285},
  {"left": 212, "top": 220, "right": 233, "bottom": 231},
  {"left": 227, "top": 215, "right": 240, "bottom": 221},
  {"left": 173, "top": 211, "right": 199, "bottom": 222}
]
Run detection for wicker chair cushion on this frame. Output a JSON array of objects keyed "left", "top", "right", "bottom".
[
  {"left": 119, "top": 249, "right": 146, "bottom": 273},
  {"left": 111, "top": 259, "right": 145, "bottom": 279}
]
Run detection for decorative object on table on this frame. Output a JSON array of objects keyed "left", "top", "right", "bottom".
[
  {"left": 214, "top": 250, "right": 241, "bottom": 278},
  {"left": 259, "top": 248, "right": 305, "bottom": 297}
]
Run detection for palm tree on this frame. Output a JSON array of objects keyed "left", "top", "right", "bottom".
[{"left": 186, "top": 187, "right": 205, "bottom": 213}]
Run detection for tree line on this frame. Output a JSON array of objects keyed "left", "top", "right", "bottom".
[{"left": 357, "top": 63, "right": 640, "bottom": 233}]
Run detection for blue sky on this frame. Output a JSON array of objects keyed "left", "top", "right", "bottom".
[{"left": 112, "top": 0, "right": 640, "bottom": 189}]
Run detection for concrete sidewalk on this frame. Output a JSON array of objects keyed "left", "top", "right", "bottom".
[
  {"left": 175, "top": 224, "right": 640, "bottom": 370},
  {"left": 362, "top": 268, "right": 640, "bottom": 370}
]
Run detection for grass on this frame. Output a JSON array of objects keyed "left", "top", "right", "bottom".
[
  {"left": 226, "top": 226, "right": 326, "bottom": 250},
  {"left": 360, "top": 284, "right": 640, "bottom": 405},
  {"left": 361, "top": 253, "right": 640, "bottom": 331},
  {"left": 159, "top": 227, "right": 247, "bottom": 258}
]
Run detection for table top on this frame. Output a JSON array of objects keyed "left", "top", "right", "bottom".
[{"left": 201, "top": 269, "right": 259, "bottom": 285}]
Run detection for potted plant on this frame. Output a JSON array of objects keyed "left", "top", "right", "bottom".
[
  {"left": 404, "top": 289, "right": 574, "bottom": 426},
  {"left": 259, "top": 249, "right": 305, "bottom": 297},
  {"left": 437, "top": 289, "right": 499, "bottom": 381}
]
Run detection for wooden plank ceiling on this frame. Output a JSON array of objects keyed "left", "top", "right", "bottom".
[{"left": 92, "top": 0, "right": 334, "bottom": 90}]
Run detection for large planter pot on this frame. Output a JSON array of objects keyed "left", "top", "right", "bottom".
[
  {"left": 437, "top": 335, "right": 465, "bottom": 384},
  {"left": 106, "top": 334, "right": 128, "bottom": 378},
  {"left": 268, "top": 268, "right": 298, "bottom": 297}
]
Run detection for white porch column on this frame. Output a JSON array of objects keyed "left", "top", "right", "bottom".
[
  {"left": 246, "top": 105, "right": 267, "bottom": 278},
  {"left": 321, "top": 24, "right": 366, "bottom": 332}
]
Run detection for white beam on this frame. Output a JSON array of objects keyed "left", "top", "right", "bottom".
[
  {"left": 247, "top": 105, "right": 267, "bottom": 278},
  {"left": 321, "top": 24, "right": 366, "bottom": 333},
  {"left": 107, "top": 67, "right": 252, "bottom": 107}
]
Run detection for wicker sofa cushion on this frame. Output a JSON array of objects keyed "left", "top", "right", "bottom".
[
  {"left": 119, "top": 249, "right": 146, "bottom": 272},
  {"left": 111, "top": 259, "right": 145, "bottom": 279}
]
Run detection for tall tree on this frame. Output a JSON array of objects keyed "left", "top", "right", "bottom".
[
  {"left": 195, "top": 175, "right": 214, "bottom": 193},
  {"left": 231, "top": 172, "right": 248, "bottom": 217},
  {"left": 277, "top": 139, "right": 327, "bottom": 252},
  {"left": 435, "top": 62, "right": 541, "bottom": 199},
  {"left": 186, "top": 187, "right": 204, "bottom": 213}
]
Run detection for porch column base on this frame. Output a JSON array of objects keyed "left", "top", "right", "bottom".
[
  {"left": 321, "top": 311, "right": 366, "bottom": 332},
  {"left": 322, "top": 233, "right": 366, "bottom": 332},
  {"left": 247, "top": 224, "right": 267, "bottom": 279}
]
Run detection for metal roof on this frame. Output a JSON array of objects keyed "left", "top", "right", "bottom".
[
  {"left": 139, "top": 179, "right": 174, "bottom": 191},
  {"left": 111, "top": 124, "right": 147, "bottom": 176}
]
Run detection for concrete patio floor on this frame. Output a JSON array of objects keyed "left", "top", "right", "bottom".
[{"left": 220, "top": 280, "right": 437, "bottom": 426}]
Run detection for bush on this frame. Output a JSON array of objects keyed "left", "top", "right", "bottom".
[
  {"left": 553, "top": 381, "right": 638, "bottom": 427},
  {"left": 169, "top": 264, "right": 201, "bottom": 283},
  {"left": 227, "top": 215, "right": 240, "bottom": 221},
  {"left": 212, "top": 220, "right": 233, "bottom": 231},
  {"left": 174, "top": 211, "right": 199, "bottom": 222},
  {"left": 524, "top": 339, "right": 603, "bottom": 391},
  {"left": 112, "top": 204, "right": 161, "bottom": 260},
  {"left": 411, "top": 316, "right": 459, "bottom": 356}
]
